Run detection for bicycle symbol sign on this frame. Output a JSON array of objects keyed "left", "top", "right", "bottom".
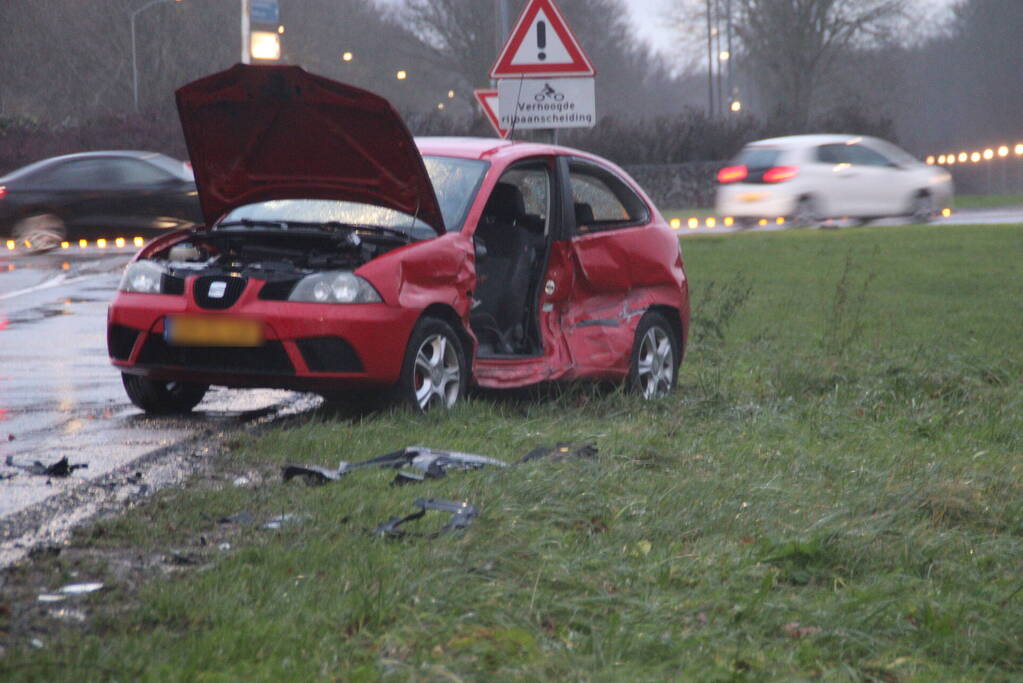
[{"left": 534, "top": 83, "right": 565, "bottom": 102}]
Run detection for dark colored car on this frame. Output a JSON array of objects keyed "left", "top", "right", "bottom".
[
  {"left": 0, "top": 150, "right": 202, "bottom": 250},
  {"left": 107, "top": 64, "right": 689, "bottom": 413}
]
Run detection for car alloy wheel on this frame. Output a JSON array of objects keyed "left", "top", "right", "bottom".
[
  {"left": 792, "top": 197, "right": 820, "bottom": 228},
  {"left": 12, "top": 213, "right": 66, "bottom": 252},
  {"left": 398, "top": 317, "right": 466, "bottom": 411},
  {"left": 628, "top": 311, "right": 679, "bottom": 399}
]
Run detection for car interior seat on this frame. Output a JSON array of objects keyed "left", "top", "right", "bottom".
[{"left": 472, "top": 182, "right": 544, "bottom": 355}]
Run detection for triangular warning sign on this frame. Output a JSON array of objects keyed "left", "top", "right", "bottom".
[
  {"left": 473, "top": 89, "right": 508, "bottom": 138},
  {"left": 490, "top": 0, "right": 595, "bottom": 78}
]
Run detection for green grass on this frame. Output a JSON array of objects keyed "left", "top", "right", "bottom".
[
  {"left": 954, "top": 194, "right": 1023, "bottom": 209},
  {"left": 3, "top": 223, "right": 1023, "bottom": 680}
]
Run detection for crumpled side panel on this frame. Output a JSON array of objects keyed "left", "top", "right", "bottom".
[{"left": 357, "top": 234, "right": 475, "bottom": 322}]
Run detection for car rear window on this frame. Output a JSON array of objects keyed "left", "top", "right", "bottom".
[{"left": 733, "top": 148, "right": 782, "bottom": 168}]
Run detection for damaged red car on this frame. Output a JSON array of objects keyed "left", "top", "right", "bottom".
[{"left": 107, "top": 64, "right": 689, "bottom": 413}]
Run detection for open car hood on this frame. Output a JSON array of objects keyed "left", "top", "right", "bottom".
[{"left": 175, "top": 64, "right": 445, "bottom": 233}]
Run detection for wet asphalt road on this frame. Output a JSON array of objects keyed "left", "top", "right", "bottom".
[
  {"left": 0, "top": 248, "right": 314, "bottom": 566},
  {"left": 0, "top": 207, "right": 1020, "bottom": 566}
]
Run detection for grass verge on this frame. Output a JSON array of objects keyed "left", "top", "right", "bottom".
[{"left": 2, "top": 222, "right": 1022, "bottom": 680}]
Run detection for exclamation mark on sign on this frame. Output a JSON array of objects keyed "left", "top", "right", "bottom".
[{"left": 537, "top": 20, "right": 547, "bottom": 61}]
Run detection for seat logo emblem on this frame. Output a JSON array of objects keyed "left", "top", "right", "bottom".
[{"left": 208, "top": 281, "right": 227, "bottom": 298}]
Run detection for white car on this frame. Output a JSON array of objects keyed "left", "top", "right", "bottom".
[{"left": 714, "top": 134, "right": 954, "bottom": 227}]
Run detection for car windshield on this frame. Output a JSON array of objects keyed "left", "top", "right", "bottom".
[{"left": 217, "top": 156, "right": 487, "bottom": 238}]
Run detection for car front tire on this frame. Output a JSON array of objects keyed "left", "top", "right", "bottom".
[
  {"left": 122, "top": 373, "right": 208, "bottom": 414},
  {"left": 627, "top": 311, "right": 679, "bottom": 399},
  {"left": 395, "top": 317, "right": 467, "bottom": 412}
]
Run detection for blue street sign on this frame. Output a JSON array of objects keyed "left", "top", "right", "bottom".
[{"left": 251, "top": 0, "right": 279, "bottom": 24}]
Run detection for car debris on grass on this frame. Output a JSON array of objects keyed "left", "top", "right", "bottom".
[
  {"left": 374, "top": 498, "right": 479, "bottom": 539},
  {"left": 282, "top": 442, "right": 596, "bottom": 486}
]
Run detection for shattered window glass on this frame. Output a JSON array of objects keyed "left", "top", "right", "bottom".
[{"left": 568, "top": 160, "right": 648, "bottom": 233}]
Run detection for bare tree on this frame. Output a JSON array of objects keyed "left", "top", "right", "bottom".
[{"left": 666, "top": 0, "right": 908, "bottom": 128}]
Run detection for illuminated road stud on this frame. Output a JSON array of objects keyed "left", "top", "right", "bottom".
[
  {"left": 133, "top": 236, "right": 145, "bottom": 247},
  {"left": 97, "top": 239, "right": 107, "bottom": 249},
  {"left": 5, "top": 240, "right": 14, "bottom": 250},
  {"left": 115, "top": 237, "right": 126, "bottom": 248},
  {"left": 724, "top": 217, "right": 734, "bottom": 227},
  {"left": 79, "top": 239, "right": 88, "bottom": 248},
  {"left": 687, "top": 218, "right": 699, "bottom": 229},
  {"left": 706, "top": 217, "right": 716, "bottom": 228},
  {"left": 669, "top": 218, "right": 681, "bottom": 229}
]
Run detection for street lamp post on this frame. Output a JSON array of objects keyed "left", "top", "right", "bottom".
[{"left": 131, "top": 0, "right": 179, "bottom": 112}]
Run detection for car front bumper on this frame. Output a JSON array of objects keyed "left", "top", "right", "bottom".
[{"left": 108, "top": 291, "right": 418, "bottom": 392}]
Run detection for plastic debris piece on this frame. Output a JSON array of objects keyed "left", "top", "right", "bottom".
[
  {"left": 284, "top": 446, "right": 509, "bottom": 486},
  {"left": 4, "top": 455, "right": 88, "bottom": 477},
  {"left": 262, "top": 513, "right": 307, "bottom": 530},
  {"left": 60, "top": 582, "right": 104, "bottom": 595},
  {"left": 374, "top": 498, "right": 479, "bottom": 539}
]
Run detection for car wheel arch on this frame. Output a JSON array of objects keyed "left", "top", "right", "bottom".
[
  {"left": 418, "top": 303, "right": 476, "bottom": 367},
  {"left": 645, "top": 304, "right": 685, "bottom": 360}
]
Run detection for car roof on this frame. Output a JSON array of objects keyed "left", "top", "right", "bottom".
[
  {"left": 414, "top": 136, "right": 606, "bottom": 164},
  {"left": 744, "top": 134, "right": 881, "bottom": 148},
  {"left": 1, "top": 150, "right": 182, "bottom": 181}
]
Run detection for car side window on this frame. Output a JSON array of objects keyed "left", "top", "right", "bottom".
[
  {"left": 38, "top": 159, "right": 116, "bottom": 188},
  {"left": 112, "top": 159, "right": 174, "bottom": 185},
  {"left": 816, "top": 145, "right": 844, "bottom": 164},
  {"left": 843, "top": 144, "right": 893, "bottom": 167},
  {"left": 568, "top": 160, "right": 649, "bottom": 234}
]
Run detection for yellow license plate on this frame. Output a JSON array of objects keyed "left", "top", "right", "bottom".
[
  {"left": 165, "top": 315, "right": 264, "bottom": 347},
  {"left": 738, "top": 192, "right": 767, "bottom": 203}
]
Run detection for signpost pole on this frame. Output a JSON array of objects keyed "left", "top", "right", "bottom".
[{"left": 241, "top": 0, "right": 251, "bottom": 64}]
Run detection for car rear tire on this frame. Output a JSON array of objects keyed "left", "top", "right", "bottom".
[
  {"left": 791, "top": 197, "right": 821, "bottom": 228},
  {"left": 910, "top": 193, "right": 934, "bottom": 223},
  {"left": 12, "top": 213, "right": 66, "bottom": 252},
  {"left": 122, "top": 373, "right": 209, "bottom": 414},
  {"left": 627, "top": 311, "right": 679, "bottom": 399},
  {"left": 394, "top": 317, "right": 467, "bottom": 411}
]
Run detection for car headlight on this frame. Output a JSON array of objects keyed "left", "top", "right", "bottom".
[
  {"left": 288, "top": 271, "right": 382, "bottom": 304},
  {"left": 119, "top": 261, "right": 166, "bottom": 294}
]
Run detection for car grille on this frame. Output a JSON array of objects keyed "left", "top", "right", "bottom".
[
  {"left": 137, "top": 335, "right": 294, "bottom": 374},
  {"left": 295, "top": 337, "right": 364, "bottom": 373},
  {"left": 193, "top": 275, "right": 247, "bottom": 309}
]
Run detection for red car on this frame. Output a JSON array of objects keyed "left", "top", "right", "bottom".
[{"left": 107, "top": 64, "right": 689, "bottom": 413}]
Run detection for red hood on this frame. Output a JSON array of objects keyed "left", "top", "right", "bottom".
[{"left": 175, "top": 64, "right": 445, "bottom": 233}]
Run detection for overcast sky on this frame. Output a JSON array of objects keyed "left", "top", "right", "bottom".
[{"left": 623, "top": 0, "right": 959, "bottom": 57}]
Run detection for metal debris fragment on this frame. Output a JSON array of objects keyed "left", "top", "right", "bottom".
[
  {"left": 374, "top": 498, "right": 479, "bottom": 539},
  {"left": 4, "top": 455, "right": 88, "bottom": 477}
]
